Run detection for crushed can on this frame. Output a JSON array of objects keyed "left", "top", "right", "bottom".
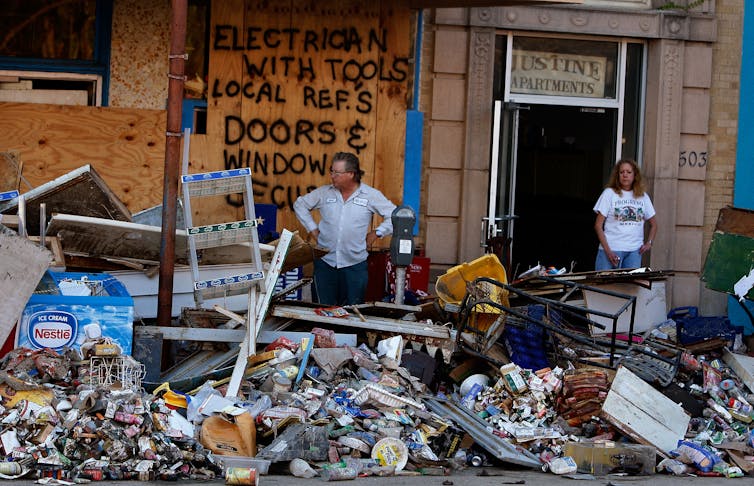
[{"left": 225, "top": 467, "right": 258, "bottom": 486}]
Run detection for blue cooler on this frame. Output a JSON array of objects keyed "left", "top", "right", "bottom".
[{"left": 17, "top": 272, "right": 134, "bottom": 355}]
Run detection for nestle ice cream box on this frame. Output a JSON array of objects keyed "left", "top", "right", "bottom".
[{"left": 17, "top": 272, "right": 134, "bottom": 355}]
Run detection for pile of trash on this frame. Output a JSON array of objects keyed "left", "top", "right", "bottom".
[{"left": 1, "top": 309, "right": 754, "bottom": 482}]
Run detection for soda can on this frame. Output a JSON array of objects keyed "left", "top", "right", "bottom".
[
  {"left": 225, "top": 467, "right": 258, "bottom": 486},
  {"left": 82, "top": 468, "right": 103, "bottom": 480}
]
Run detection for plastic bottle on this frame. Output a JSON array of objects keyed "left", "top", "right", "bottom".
[
  {"left": 0, "top": 462, "right": 22, "bottom": 475},
  {"left": 321, "top": 466, "right": 359, "bottom": 481},
  {"left": 290, "top": 458, "right": 318, "bottom": 478}
]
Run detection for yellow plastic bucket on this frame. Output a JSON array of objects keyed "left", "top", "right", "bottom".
[{"left": 435, "top": 254, "right": 509, "bottom": 332}]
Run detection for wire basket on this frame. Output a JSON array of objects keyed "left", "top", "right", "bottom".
[{"left": 89, "top": 355, "right": 145, "bottom": 391}]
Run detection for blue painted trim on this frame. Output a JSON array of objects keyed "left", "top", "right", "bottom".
[
  {"left": 182, "top": 99, "right": 208, "bottom": 131},
  {"left": 96, "top": 0, "right": 113, "bottom": 106},
  {"left": 729, "top": 4, "right": 754, "bottom": 333},
  {"left": 404, "top": 110, "right": 424, "bottom": 235},
  {"left": 412, "top": 10, "right": 423, "bottom": 111},
  {"left": 735, "top": 3, "right": 754, "bottom": 209}
]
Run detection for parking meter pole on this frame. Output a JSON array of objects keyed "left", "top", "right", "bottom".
[{"left": 395, "top": 266, "right": 407, "bottom": 305}]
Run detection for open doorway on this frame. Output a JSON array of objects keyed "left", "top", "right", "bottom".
[{"left": 510, "top": 104, "right": 616, "bottom": 274}]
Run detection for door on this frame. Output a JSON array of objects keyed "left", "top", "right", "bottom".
[{"left": 488, "top": 102, "right": 617, "bottom": 275}]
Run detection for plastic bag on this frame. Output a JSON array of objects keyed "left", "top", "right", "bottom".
[
  {"left": 670, "top": 440, "right": 720, "bottom": 472},
  {"left": 186, "top": 382, "right": 221, "bottom": 424},
  {"left": 241, "top": 393, "right": 272, "bottom": 419}
]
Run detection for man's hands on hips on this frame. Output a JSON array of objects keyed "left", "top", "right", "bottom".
[
  {"left": 366, "top": 230, "right": 380, "bottom": 247},
  {"left": 307, "top": 229, "right": 320, "bottom": 243}
]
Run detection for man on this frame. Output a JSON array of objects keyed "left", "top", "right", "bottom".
[{"left": 293, "top": 152, "right": 395, "bottom": 305}]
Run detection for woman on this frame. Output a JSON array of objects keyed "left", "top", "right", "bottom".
[{"left": 593, "top": 159, "right": 657, "bottom": 270}]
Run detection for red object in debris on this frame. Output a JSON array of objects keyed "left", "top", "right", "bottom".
[
  {"left": 311, "top": 327, "right": 337, "bottom": 348},
  {"left": 365, "top": 251, "right": 431, "bottom": 301},
  {"left": 0, "top": 326, "right": 17, "bottom": 359},
  {"left": 264, "top": 336, "right": 298, "bottom": 353}
]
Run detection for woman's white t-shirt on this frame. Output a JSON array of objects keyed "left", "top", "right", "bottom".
[{"left": 593, "top": 188, "right": 655, "bottom": 252}]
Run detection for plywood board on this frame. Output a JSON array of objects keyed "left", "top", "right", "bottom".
[
  {"left": 0, "top": 102, "right": 166, "bottom": 214},
  {"left": 47, "top": 213, "right": 274, "bottom": 265},
  {"left": 601, "top": 366, "right": 689, "bottom": 456},
  {"left": 205, "top": 1, "right": 409, "bottom": 234},
  {"left": 0, "top": 227, "right": 52, "bottom": 343},
  {"left": 583, "top": 281, "right": 667, "bottom": 335},
  {"left": 0, "top": 165, "right": 131, "bottom": 236},
  {"left": 715, "top": 206, "right": 754, "bottom": 238}
]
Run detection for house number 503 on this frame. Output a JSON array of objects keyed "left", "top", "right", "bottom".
[{"left": 679, "top": 151, "right": 708, "bottom": 167}]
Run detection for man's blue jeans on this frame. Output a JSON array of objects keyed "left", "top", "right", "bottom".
[
  {"left": 595, "top": 249, "right": 641, "bottom": 270},
  {"left": 313, "top": 259, "right": 368, "bottom": 305}
]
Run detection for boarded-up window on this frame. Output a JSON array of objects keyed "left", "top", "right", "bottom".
[{"left": 0, "top": 0, "right": 97, "bottom": 60}]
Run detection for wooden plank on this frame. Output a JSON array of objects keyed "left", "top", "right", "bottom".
[
  {"left": 134, "top": 325, "right": 357, "bottom": 347},
  {"left": 27, "top": 236, "right": 65, "bottom": 268},
  {"left": 0, "top": 102, "right": 166, "bottom": 214},
  {"left": 0, "top": 151, "right": 22, "bottom": 193},
  {"left": 715, "top": 206, "right": 754, "bottom": 238},
  {"left": 226, "top": 228, "right": 294, "bottom": 397},
  {"left": 136, "top": 326, "right": 246, "bottom": 342},
  {"left": 47, "top": 213, "right": 274, "bottom": 265},
  {"left": 271, "top": 303, "right": 452, "bottom": 339},
  {"left": 0, "top": 165, "right": 132, "bottom": 237},
  {"left": 601, "top": 366, "right": 689, "bottom": 456},
  {"left": 0, "top": 214, "right": 19, "bottom": 228},
  {"left": 0, "top": 89, "right": 88, "bottom": 106},
  {"left": 0, "top": 228, "right": 52, "bottom": 343}
]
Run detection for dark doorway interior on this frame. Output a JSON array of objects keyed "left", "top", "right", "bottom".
[{"left": 511, "top": 104, "right": 616, "bottom": 274}]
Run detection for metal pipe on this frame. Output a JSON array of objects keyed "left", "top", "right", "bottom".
[{"left": 157, "top": 0, "right": 187, "bottom": 328}]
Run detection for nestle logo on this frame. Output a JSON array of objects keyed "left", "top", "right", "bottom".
[{"left": 27, "top": 311, "right": 77, "bottom": 350}]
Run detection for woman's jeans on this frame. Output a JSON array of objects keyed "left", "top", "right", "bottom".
[{"left": 595, "top": 249, "right": 641, "bottom": 270}]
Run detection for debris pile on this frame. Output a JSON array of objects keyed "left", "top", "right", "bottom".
[{"left": 1, "top": 170, "right": 754, "bottom": 481}]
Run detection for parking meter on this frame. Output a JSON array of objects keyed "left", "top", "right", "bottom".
[{"left": 390, "top": 206, "right": 416, "bottom": 304}]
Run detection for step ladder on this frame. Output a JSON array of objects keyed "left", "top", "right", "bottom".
[
  {"left": 181, "top": 167, "right": 265, "bottom": 304},
  {"left": 179, "top": 130, "right": 293, "bottom": 397}
]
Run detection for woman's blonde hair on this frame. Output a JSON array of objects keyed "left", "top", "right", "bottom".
[{"left": 607, "top": 158, "right": 645, "bottom": 197}]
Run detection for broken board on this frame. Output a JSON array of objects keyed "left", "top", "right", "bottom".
[
  {"left": 601, "top": 366, "right": 689, "bottom": 456},
  {"left": 0, "top": 165, "right": 131, "bottom": 236},
  {"left": 47, "top": 213, "right": 273, "bottom": 265},
  {"left": 271, "top": 304, "right": 451, "bottom": 340},
  {"left": 0, "top": 227, "right": 52, "bottom": 344}
]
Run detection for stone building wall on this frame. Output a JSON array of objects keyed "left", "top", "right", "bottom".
[{"left": 420, "top": 4, "right": 724, "bottom": 311}]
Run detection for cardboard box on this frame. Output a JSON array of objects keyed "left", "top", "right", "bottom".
[{"left": 563, "top": 441, "right": 656, "bottom": 476}]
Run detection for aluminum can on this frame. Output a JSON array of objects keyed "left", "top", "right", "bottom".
[{"left": 225, "top": 467, "right": 258, "bottom": 485}]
